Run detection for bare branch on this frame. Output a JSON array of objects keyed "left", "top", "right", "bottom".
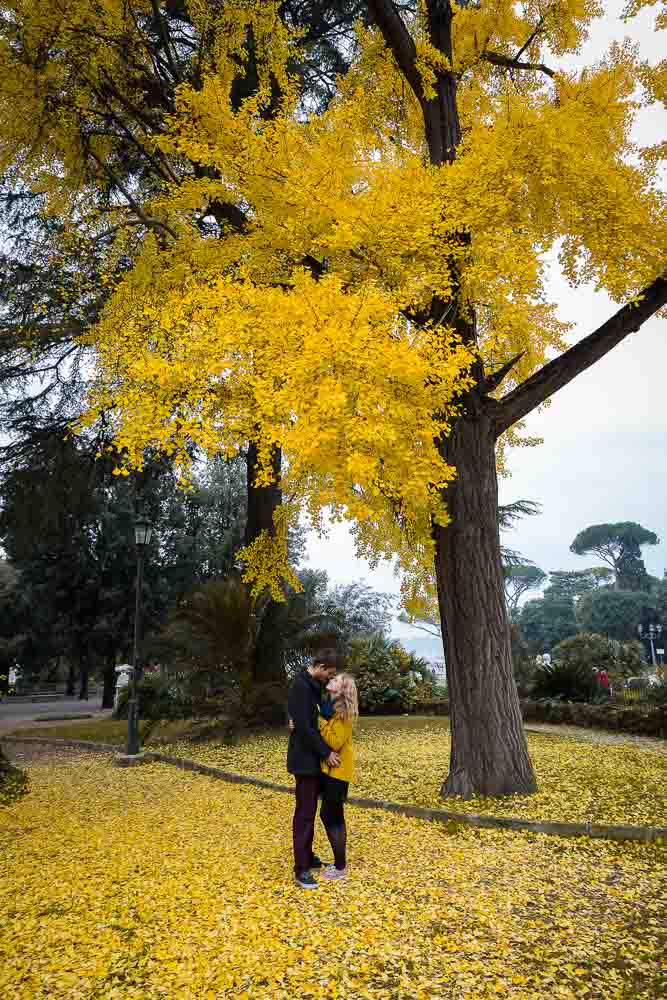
[
  {"left": 86, "top": 88, "right": 179, "bottom": 185},
  {"left": 480, "top": 351, "right": 525, "bottom": 393},
  {"left": 482, "top": 50, "right": 555, "bottom": 79},
  {"left": 150, "top": 0, "right": 183, "bottom": 83},
  {"left": 366, "top": 0, "right": 424, "bottom": 103},
  {"left": 514, "top": 13, "right": 547, "bottom": 62},
  {"left": 495, "top": 276, "right": 667, "bottom": 436},
  {"left": 85, "top": 147, "right": 178, "bottom": 240}
]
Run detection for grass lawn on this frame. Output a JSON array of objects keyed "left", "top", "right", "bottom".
[
  {"left": 8, "top": 715, "right": 667, "bottom": 827},
  {"left": 1, "top": 753, "right": 664, "bottom": 999}
]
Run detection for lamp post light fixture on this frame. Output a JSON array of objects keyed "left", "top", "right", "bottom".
[
  {"left": 637, "top": 623, "right": 663, "bottom": 668},
  {"left": 126, "top": 514, "right": 153, "bottom": 756}
]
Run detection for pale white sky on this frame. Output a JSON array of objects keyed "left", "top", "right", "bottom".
[{"left": 301, "top": 1, "right": 667, "bottom": 639}]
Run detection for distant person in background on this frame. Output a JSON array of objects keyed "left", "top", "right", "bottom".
[{"left": 594, "top": 667, "right": 611, "bottom": 699}]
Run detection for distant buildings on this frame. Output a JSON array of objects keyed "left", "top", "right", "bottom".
[
  {"left": 427, "top": 657, "right": 447, "bottom": 683},
  {"left": 394, "top": 633, "right": 447, "bottom": 683}
]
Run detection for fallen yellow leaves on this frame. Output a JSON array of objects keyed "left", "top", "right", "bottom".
[
  {"left": 163, "top": 716, "right": 667, "bottom": 828},
  {"left": 0, "top": 752, "right": 664, "bottom": 999}
]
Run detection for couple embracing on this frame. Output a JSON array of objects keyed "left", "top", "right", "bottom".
[{"left": 287, "top": 650, "right": 359, "bottom": 889}]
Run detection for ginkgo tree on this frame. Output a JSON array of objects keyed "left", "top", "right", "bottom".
[
  {"left": 0, "top": 0, "right": 375, "bottom": 683},
  {"left": 1, "top": 0, "right": 665, "bottom": 798}
]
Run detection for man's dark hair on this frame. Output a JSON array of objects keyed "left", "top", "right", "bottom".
[{"left": 312, "top": 648, "right": 338, "bottom": 670}]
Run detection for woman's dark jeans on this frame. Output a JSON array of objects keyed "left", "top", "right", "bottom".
[{"left": 320, "top": 774, "right": 349, "bottom": 870}]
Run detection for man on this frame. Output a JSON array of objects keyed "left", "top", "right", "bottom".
[{"left": 287, "top": 650, "right": 340, "bottom": 889}]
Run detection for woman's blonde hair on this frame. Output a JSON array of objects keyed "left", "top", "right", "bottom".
[{"left": 333, "top": 672, "right": 359, "bottom": 722}]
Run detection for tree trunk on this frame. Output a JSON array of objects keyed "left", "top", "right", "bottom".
[
  {"left": 101, "top": 649, "right": 117, "bottom": 709},
  {"left": 65, "top": 659, "right": 76, "bottom": 697},
  {"left": 253, "top": 599, "right": 287, "bottom": 684},
  {"left": 78, "top": 652, "right": 89, "bottom": 701},
  {"left": 434, "top": 407, "right": 537, "bottom": 799},
  {"left": 245, "top": 440, "right": 286, "bottom": 683},
  {"left": 244, "top": 441, "right": 282, "bottom": 547}
]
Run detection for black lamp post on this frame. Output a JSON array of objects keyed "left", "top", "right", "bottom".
[
  {"left": 126, "top": 514, "right": 153, "bottom": 756},
  {"left": 637, "top": 623, "right": 663, "bottom": 668}
]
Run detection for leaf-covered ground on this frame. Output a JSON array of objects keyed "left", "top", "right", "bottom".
[
  {"left": 1, "top": 753, "right": 665, "bottom": 1000},
  {"left": 161, "top": 716, "right": 667, "bottom": 828}
]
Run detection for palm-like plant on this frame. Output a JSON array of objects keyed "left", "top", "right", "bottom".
[
  {"left": 164, "top": 574, "right": 269, "bottom": 699},
  {"left": 531, "top": 659, "right": 596, "bottom": 703}
]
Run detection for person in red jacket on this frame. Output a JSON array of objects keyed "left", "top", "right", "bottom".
[{"left": 595, "top": 668, "right": 611, "bottom": 698}]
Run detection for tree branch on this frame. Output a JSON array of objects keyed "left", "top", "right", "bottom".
[
  {"left": 480, "top": 351, "right": 525, "bottom": 393},
  {"left": 85, "top": 148, "right": 178, "bottom": 240},
  {"left": 482, "top": 50, "right": 555, "bottom": 79},
  {"left": 514, "top": 13, "right": 548, "bottom": 63},
  {"left": 151, "top": 0, "right": 183, "bottom": 83},
  {"left": 495, "top": 276, "right": 667, "bottom": 436},
  {"left": 366, "top": 0, "right": 424, "bottom": 103}
]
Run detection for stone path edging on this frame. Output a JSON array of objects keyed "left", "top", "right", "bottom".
[{"left": 3, "top": 735, "right": 665, "bottom": 844}]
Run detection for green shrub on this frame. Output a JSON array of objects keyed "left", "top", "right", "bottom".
[
  {"left": 539, "top": 633, "right": 627, "bottom": 701},
  {"left": 114, "top": 673, "right": 192, "bottom": 722},
  {"left": 346, "top": 633, "right": 432, "bottom": 713},
  {"left": 614, "top": 640, "right": 645, "bottom": 678},
  {"left": 647, "top": 680, "right": 667, "bottom": 707},
  {"left": 531, "top": 658, "right": 596, "bottom": 703},
  {"left": 520, "top": 698, "right": 666, "bottom": 737},
  {"left": 236, "top": 680, "right": 287, "bottom": 726},
  {"left": 0, "top": 748, "right": 29, "bottom": 806},
  {"left": 553, "top": 632, "right": 617, "bottom": 671}
]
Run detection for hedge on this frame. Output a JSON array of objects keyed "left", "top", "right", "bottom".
[
  {"left": 398, "top": 699, "right": 665, "bottom": 737},
  {"left": 520, "top": 699, "right": 666, "bottom": 738}
]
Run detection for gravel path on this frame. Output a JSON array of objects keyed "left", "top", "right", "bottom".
[
  {"left": 0, "top": 707, "right": 112, "bottom": 737},
  {"left": 525, "top": 723, "right": 667, "bottom": 755},
  {"left": 2, "top": 741, "right": 96, "bottom": 766}
]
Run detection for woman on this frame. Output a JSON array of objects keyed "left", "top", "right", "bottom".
[{"left": 317, "top": 671, "right": 358, "bottom": 880}]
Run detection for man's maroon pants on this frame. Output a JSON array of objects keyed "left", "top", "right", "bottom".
[{"left": 292, "top": 774, "right": 321, "bottom": 874}]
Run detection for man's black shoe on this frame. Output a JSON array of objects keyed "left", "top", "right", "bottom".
[
  {"left": 295, "top": 870, "right": 318, "bottom": 890},
  {"left": 309, "top": 855, "right": 324, "bottom": 869}
]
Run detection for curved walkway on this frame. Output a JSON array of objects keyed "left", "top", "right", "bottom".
[{"left": 525, "top": 723, "right": 667, "bottom": 756}]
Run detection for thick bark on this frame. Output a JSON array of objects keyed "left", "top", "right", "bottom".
[
  {"left": 65, "top": 660, "right": 76, "bottom": 697},
  {"left": 244, "top": 441, "right": 282, "bottom": 548},
  {"left": 245, "top": 440, "right": 286, "bottom": 683},
  {"left": 434, "top": 405, "right": 537, "bottom": 798},
  {"left": 423, "top": 0, "right": 460, "bottom": 165},
  {"left": 253, "top": 600, "right": 287, "bottom": 684},
  {"left": 78, "top": 651, "right": 89, "bottom": 701},
  {"left": 101, "top": 649, "right": 117, "bottom": 709},
  {"left": 370, "top": 1, "right": 534, "bottom": 798}
]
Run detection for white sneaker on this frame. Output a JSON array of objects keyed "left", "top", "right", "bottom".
[{"left": 322, "top": 864, "right": 347, "bottom": 880}]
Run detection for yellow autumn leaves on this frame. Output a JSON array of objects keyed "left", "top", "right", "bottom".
[
  {"left": 161, "top": 715, "right": 667, "bottom": 828},
  {"left": 1, "top": 1, "right": 665, "bottom": 598},
  {"left": 1, "top": 751, "right": 664, "bottom": 999}
]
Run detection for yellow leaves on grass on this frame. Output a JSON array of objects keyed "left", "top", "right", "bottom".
[
  {"left": 166, "top": 715, "right": 667, "bottom": 829},
  {"left": 0, "top": 753, "right": 664, "bottom": 999}
]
